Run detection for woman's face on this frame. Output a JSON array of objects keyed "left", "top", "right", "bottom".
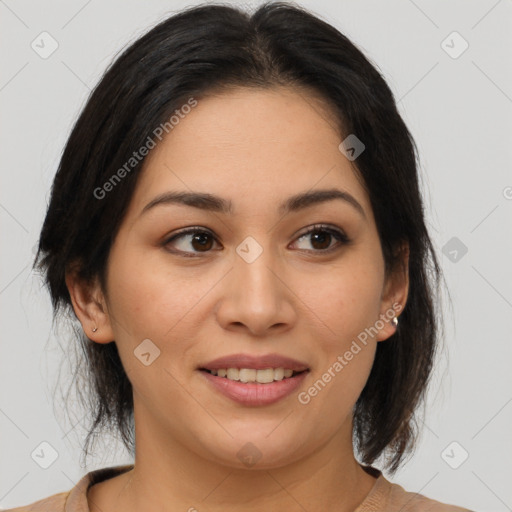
[{"left": 87, "top": 87, "right": 406, "bottom": 469}]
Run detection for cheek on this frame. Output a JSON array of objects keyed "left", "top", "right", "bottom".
[
  {"left": 295, "top": 252, "right": 383, "bottom": 399},
  {"left": 301, "top": 255, "right": 384, "bottom": 343},
  {"left": 103, "top": 258, "right": 199, "bottom": 403},
  {"left": 106, "top": 243, "right": 206, "bottom": 333},
  {"left": 296, "top": 270, "right": 381, "bottom": 424},
  {"left": 104, "top": 245, "right": 222, "bottom": 382}
]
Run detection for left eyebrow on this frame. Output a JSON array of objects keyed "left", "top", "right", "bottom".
[
  {"left": 280, "top": 188, "right": 366, "bottom": 218},
  {"left": 139, "top": 188, "right": 366, "bottom": 219}
]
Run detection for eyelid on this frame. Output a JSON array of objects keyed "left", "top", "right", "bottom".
[
  {"left": 291, "top": 223, "right": 350, "bottom": 252},
  {"left": 165, "top": 225, "right": 215, "bottom": 240},
  {"left": 162, "top": 223, "right": 350, "bottom": 256},
  {"left": 294, "top": 223, "right": 348, "bottom": 241},
  {"left": 162, "top": 226, "right": 220, "bottom": 256}
]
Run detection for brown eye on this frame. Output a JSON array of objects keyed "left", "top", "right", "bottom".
[
  {"left": 292, "top": 225, "right": 349, "bottom": 253},
  {"left": 309, "top": 230, "right": 332, "bottom": 250},
  {"left": 163, "top": 228, "right": 220, "bottom": 256},
  {"left": 163, "top": 224, "right": 349, "bottom": 257}
]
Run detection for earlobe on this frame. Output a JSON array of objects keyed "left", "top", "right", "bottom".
[
  {"left": 65, "top": 268, "right": 114, "bottom": 344},
  {"left": 376, "top": 242, "right": 409, "bottom": 342},
  {"left": 375, "top": 304, "right": 401, "bottom": 343}
]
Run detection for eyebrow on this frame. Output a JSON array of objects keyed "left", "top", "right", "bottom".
[{"left": 140, "top": 188, "right": 366, "bottom": 219}]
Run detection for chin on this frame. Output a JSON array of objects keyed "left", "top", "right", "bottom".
[{"left": 195, "top": 431, "right": 311, "bottom": 470}]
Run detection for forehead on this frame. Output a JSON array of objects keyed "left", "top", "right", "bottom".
[{"left": 126, "top": 87, "right": 371, "bottom": 219}]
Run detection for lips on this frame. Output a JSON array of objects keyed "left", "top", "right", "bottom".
[
  {"left": 199, "top": 353, "right": 310, "bottom": 372},
  {"left": 200, "top": 369, "right": 309, "bottom": 406}
]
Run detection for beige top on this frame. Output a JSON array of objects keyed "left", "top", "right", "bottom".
[{"left": 3, "top": 464, "right": 474, "bottom": 511}]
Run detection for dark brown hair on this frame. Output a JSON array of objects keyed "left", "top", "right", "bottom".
[{"left": 34, "top": 1, "right": 442, "bottom": 473}]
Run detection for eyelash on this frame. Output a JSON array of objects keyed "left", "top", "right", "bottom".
[{"left": 162, "top": 223, "right": 350, "bottom": 257}]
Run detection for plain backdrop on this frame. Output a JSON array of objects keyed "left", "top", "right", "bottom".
[{"left": 1, "top": 1, "right": 511, "bottom": 510}]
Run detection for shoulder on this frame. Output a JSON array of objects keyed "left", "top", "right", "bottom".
[
  {"left": 1, "top": 464, "right": 134, "bottom": 512},
  {"left": 386, "top": 481, "right": 474, "bottom": 512},
  {"left": 356, "top": 470, "right": 474, "bottom": 512},
  {"left": 1, "top": 491, "right": 69, "bottom": 511}
]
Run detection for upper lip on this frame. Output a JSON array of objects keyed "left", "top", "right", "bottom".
[{"left": 199, "top": 353, "right": 310, "bottom": 372}]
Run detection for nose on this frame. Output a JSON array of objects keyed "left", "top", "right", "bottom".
[{"left": 214, "top": 244, "right": 297, "bottom": 337}]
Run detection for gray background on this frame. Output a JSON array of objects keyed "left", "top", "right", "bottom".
[{"left": 1, "top": 0, "right": 511, "bottom": 510}]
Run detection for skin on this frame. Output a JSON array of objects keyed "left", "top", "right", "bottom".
[{"left": 66, "top": 86, "right": 409, "bottom": 512}]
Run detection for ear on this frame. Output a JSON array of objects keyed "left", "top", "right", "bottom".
[
  {"left": 376, "top": 241, "right": 409, "bottom": 342},
  {"left": 65, "top": 265, "right": 115, "bottom": 344}
]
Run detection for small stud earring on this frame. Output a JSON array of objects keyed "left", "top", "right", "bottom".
[
  {"left": 392, "top": 317, "right": 398, "bottom": 327},
  {"left": 92, "top": 327, "right": 98, "bottom": 333}
]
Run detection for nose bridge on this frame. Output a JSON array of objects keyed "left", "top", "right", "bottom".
[
  {"left": 234, "top": 234, "right": 280, "bottom": 305},
  {"left": 215, "top": 234, "right": 294, "bottom": 335}
]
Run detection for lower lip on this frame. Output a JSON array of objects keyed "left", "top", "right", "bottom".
[{"left": 199, "top": 370, "right": 309, "bottom": 406}]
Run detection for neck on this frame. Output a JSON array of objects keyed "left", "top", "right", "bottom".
[{"left": 89, "top": 404, "right": 378, "bottom": 512}]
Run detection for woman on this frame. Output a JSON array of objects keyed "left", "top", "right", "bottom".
[{"left": 8, "top": 2, "right": 473, "bottom": 511}]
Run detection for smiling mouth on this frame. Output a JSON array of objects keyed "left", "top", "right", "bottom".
[{"left": 199, "top": 367, "right": 309, "bottom": 384}]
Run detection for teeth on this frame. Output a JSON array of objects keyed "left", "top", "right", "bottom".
[
  {"left": 226, "top": 368, "right": 239, "bottom": 381},
  {"left": 208, "top": 368, "right": 298, "bottom": 383}
]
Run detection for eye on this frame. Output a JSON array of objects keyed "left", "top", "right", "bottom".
[
  {"left": 291, "top": 224, "right": 350, "bottom": 253},
  {"left": 162, "top": 224, "right": 350, "bottom": 257},
  {"left": 163, "top": 227, "right": 220, "bottom": 257}
]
